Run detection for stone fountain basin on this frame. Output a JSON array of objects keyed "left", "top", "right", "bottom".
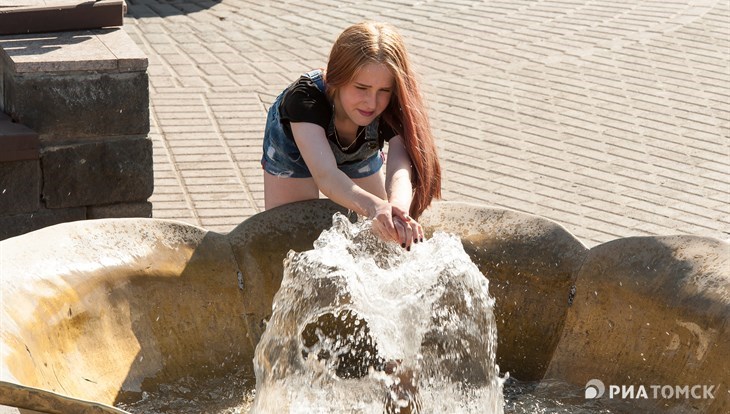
[{"left": 0, "top": 200, "right": 727, "bottom": 413}]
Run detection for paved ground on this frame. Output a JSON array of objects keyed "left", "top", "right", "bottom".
[{"left": 122, "top": 0, "right": 729, "bottom": 247}]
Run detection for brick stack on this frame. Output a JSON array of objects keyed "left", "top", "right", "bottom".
[{"left": 0, "top": 28, "right": 152, "bottom": 240}]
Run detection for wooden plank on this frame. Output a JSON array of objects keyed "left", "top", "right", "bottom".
[{"left": 0, "top": 0, "right": 125, "bottom": 35}]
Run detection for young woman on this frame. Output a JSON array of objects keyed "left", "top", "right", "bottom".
[{"left": 262, "top": 21, "right": 441, "bottom": 250}]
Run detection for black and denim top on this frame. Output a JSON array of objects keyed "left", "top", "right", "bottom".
[{"left": 261, "top": 69, "right": 398, "bottom": 178}]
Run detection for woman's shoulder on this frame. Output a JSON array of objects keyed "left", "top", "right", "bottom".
[
  {"left": 285, "top": 74, "right": 325, "bottom": 100},
  {"left": 280, "top": 71, "right": 331, "bottom": 127},
  {"left": 286, "top": 69, "right": 326, "bottom": 97}
]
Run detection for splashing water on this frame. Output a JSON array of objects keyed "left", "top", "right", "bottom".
[{"left": 251, "top": 213, "right": 505, "bottom": 414}]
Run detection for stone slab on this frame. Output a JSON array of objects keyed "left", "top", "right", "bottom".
[
  {"left": 0, "top": 118, "right": 39, "bottom": 162},
  {"left": 3, "top": 70, "right": 149, "bottom": 142},
  {"left": 0, "top": 206, "right": 86, "bottom": 241},
  {"left": 41, "top": 136, "right": 153, "bottom": 208},
  {"left": 0, "top": 27, "right": 147, "bottom": 73},
  {"left": 0, "top": 159, "right": 40, "bottom": 214}
]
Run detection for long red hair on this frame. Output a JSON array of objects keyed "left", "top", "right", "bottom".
[{"left": 325, "top": 22, "right": 441, "bottom": 219}]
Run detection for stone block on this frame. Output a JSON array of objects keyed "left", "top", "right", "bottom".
[
  {"left": 87, "top": 201, "right": 153, "bottom": 219},
  {"left": 3, "top": 71, "right": 149, "bottom": 142},
  {"left": 0, "top": 159, "right": 41, "bottom": 215},
  {"left": 41, "top": 136, "right": 154, "bottom": 208},
  {"left": 0, "top": 28, "right": 147, "bottom": 74},
  {"left": 546, "top": 236, "right": 730, "bottom": 414},
  {"left": 0, "top": 60, "right": 5, "bottom": 114},
  {"left": 0, "top": 116, "right": 39, "bottom": 162},
  {"left": 0, "top": 206, "right": 86, "bottom": 241},
  {"left": 0, "top": 27, "right": 152, "bottom": 236},
  {"left": 0, "top": 28, "right": 149, "bottom": 143}
]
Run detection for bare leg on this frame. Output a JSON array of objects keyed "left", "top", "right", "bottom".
[{"left": 264, "top": 171, "right": 319, "bottom": 210}]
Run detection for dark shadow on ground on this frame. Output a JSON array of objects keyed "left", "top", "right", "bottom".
[{"left": 125, "top": 0, "right": 222, "bottom": 19}]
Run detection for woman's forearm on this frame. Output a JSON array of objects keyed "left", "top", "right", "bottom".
[
  {"left": 385, "top": 136, "right": 414, "bottom": 212},
  {"left": 290, "top": 122, "right": 383, "bottom": 217},
  {"left": 387, "top": 168, "right": 413, "bottom": 212},
  {"left": 315, "top": 169, "right": 384, "bottom": 218}
]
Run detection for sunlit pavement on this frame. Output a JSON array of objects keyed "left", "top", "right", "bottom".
[{"left": 122, "top": 0, "right": 729, "bottom": 246}]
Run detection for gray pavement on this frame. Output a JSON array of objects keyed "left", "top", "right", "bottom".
[{"left": 122, "top": 0, "right": 729, "bottom": 247}]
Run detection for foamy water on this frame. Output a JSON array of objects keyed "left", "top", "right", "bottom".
[{"left": 250, "top": 213, "right": 504, "bottom": 413}]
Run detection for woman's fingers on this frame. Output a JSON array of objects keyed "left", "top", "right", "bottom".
[
  {"left": 373, "top": 211, "right": 398, "bottom": 243},
  {"left": 393, "top": 217, "right": 413, "bottom": 250},
  {"left": 371, "top": 204, "right": 426, "bottom": 249},
  {"left": 382, "top": 215, "right": 400, "bottom": 242},
  {"left": 400, "top": 213, "right": 424, "bottom": 245},
  {"left": 415, "top": 221, "right": 424, "bottom": 243},
  {"left": 404, "top": 220, "right": 414, "bottom": 250}
]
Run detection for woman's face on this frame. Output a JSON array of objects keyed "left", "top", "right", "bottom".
[{"left": 335, "top": 62, "right": 394, "bottom": 127}]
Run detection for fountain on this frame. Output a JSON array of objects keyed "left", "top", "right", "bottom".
[
  {"left": 0, "top": 200, "right": 727, "bottom": 413},
  {"left": 251, "top": 213, "right": 502, "bottom": 413}
]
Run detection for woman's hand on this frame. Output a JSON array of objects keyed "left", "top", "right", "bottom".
[
  {"left": 371, "top": 202, "right": 424, "bottom": 251},
  {"left": 370, "top": 200, "right": 398, "bottom": 243},
  {"left": 391, "top": 205, "right": 423, "bottom": 251}
]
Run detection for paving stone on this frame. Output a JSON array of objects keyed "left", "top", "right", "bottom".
[{"left": 121, "top": 0, "right": 730, "bottom": 245}]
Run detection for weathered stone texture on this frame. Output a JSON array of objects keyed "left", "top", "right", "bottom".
[
  {"left": 87, "top": 201, "right": 152, "bottom": 219},
  {"left": 3, "top": 71, "right": 149, "bottom": 142},
  {"left": 0, "top": 119, "right": 40, "bottom": 162},
  {"left": 0, "top": 27, "right": 153, "bottom": 241},
  {"left": 0, "top": 207, "right": 86, "bottom": 240},
  {"left": 0, "top": 160, "right": 41, "bottom": 215},
  {"left": 41, "top": 136, "right": 153, "bottom": 208}
]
